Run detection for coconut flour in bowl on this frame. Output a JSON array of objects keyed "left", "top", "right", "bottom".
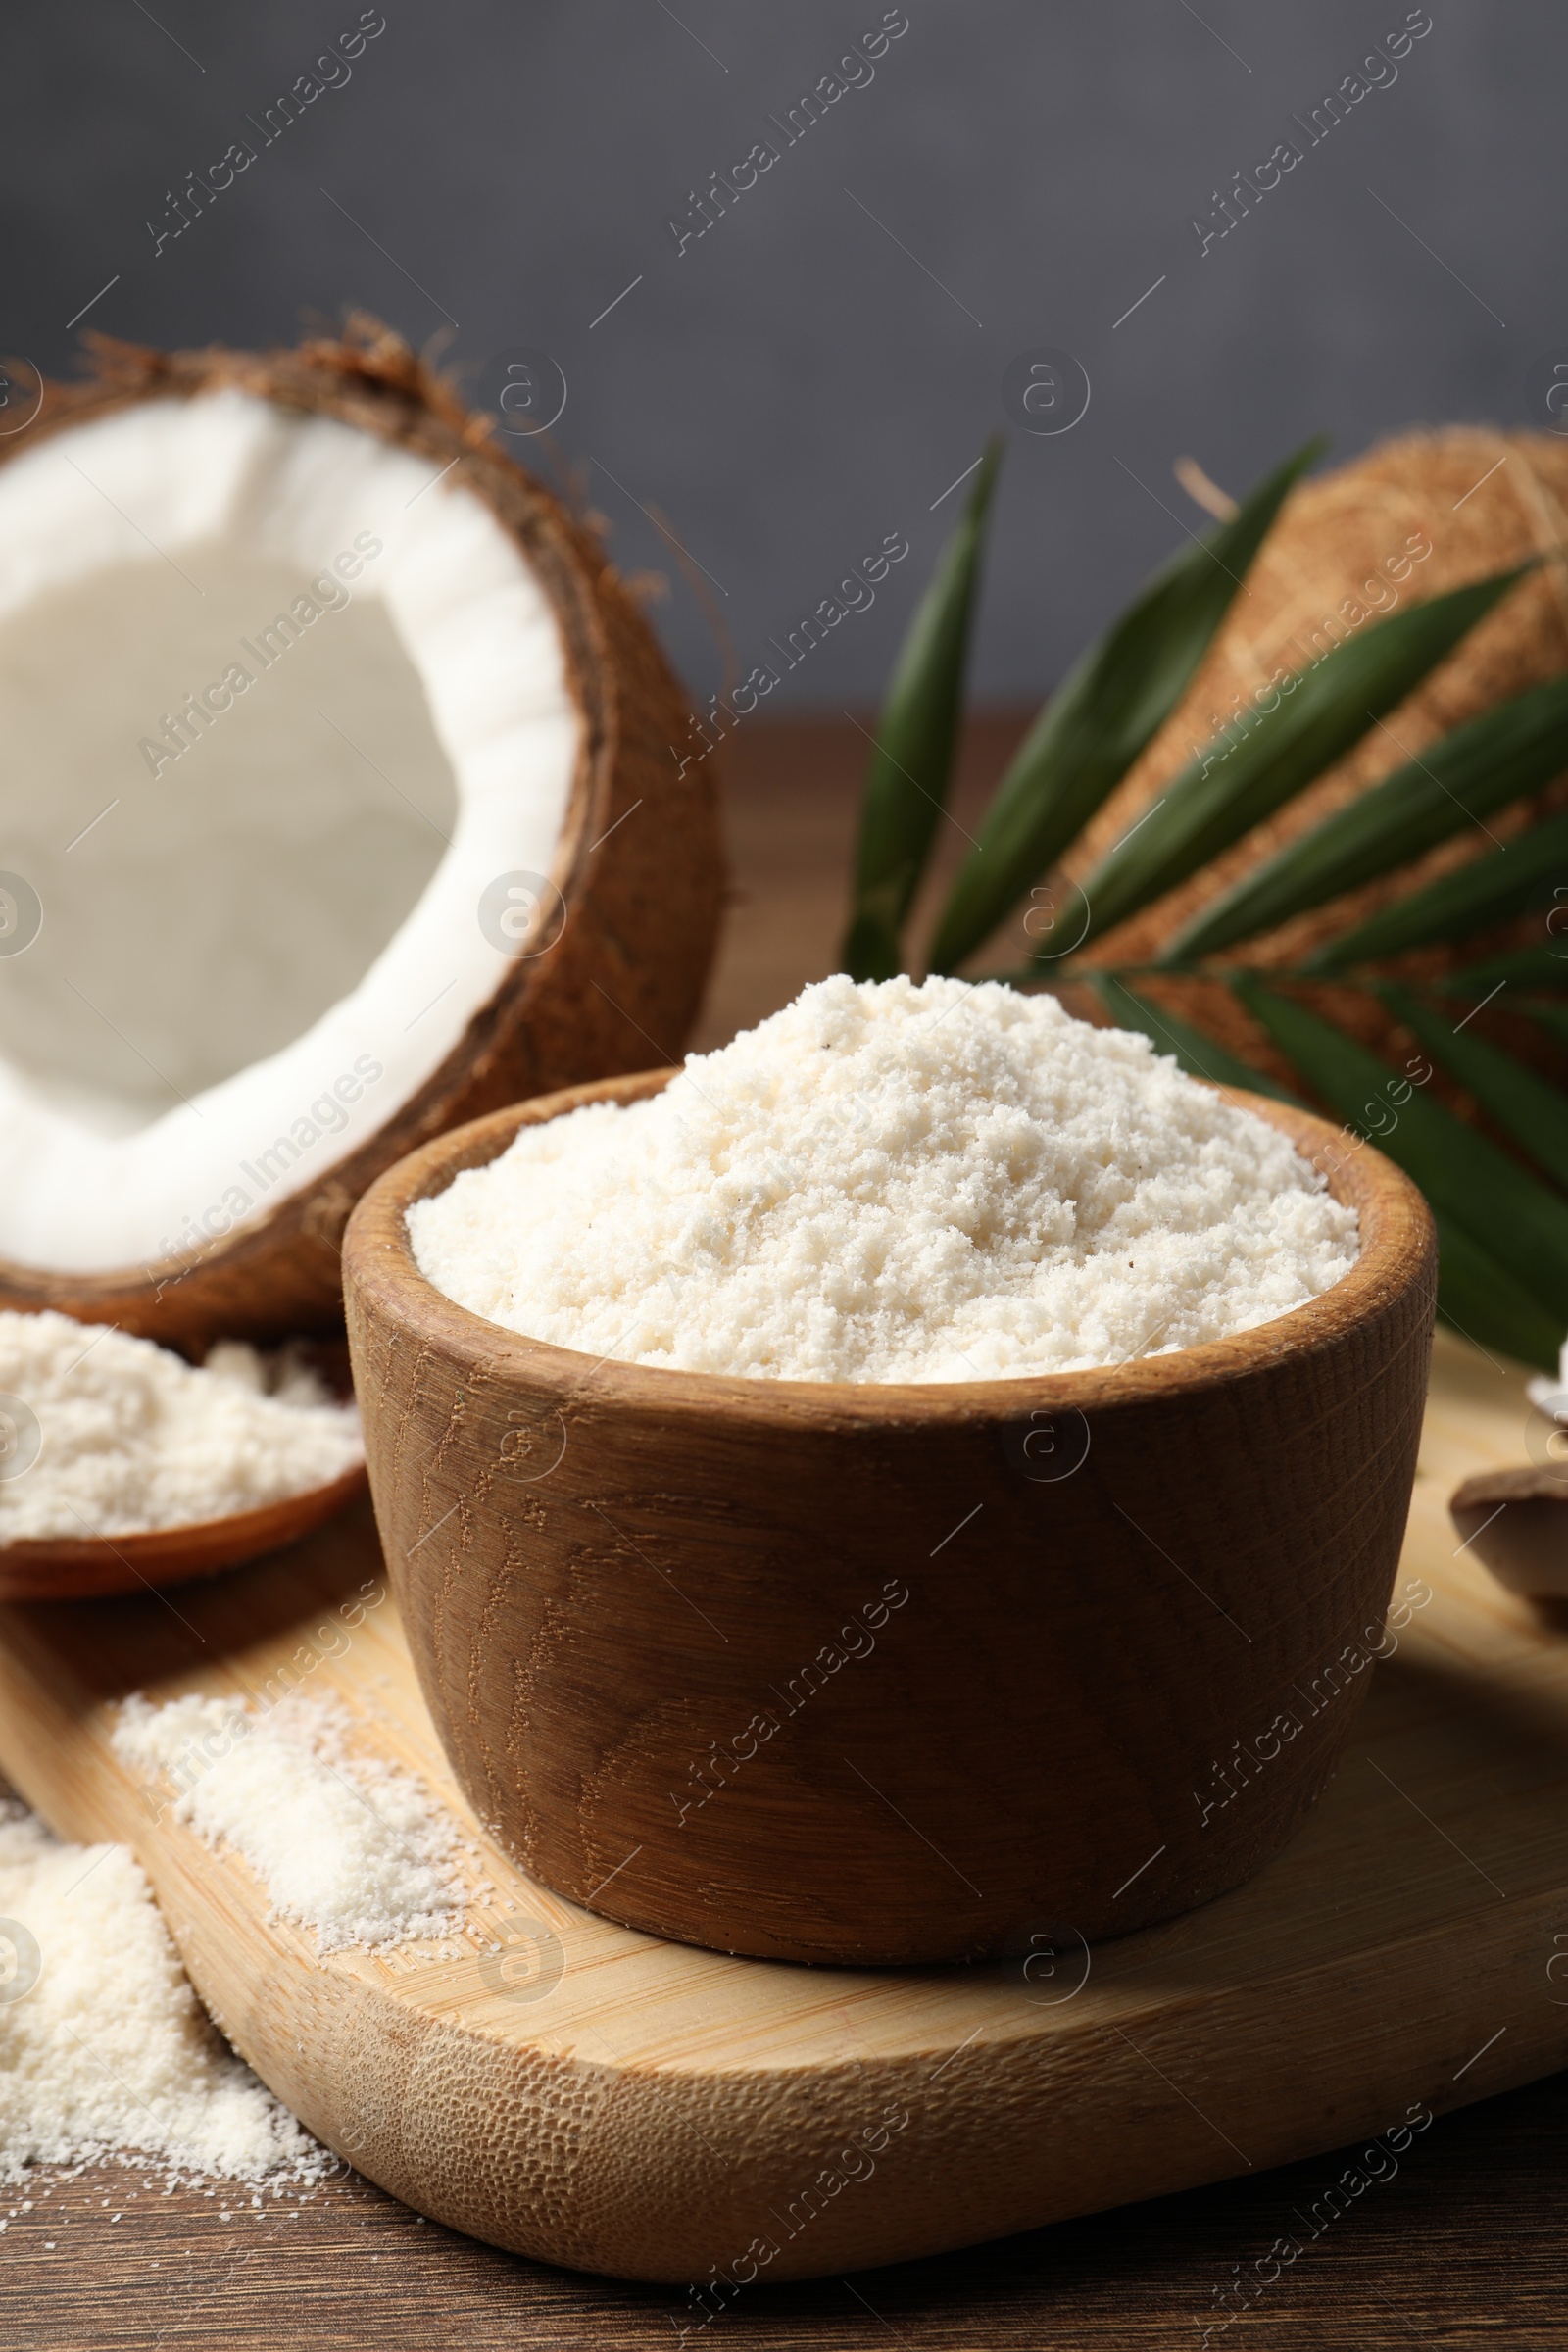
[{"left": 407, "top": 977, "right": 1359, "bottom": 1384}]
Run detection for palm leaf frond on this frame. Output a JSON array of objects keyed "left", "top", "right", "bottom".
[
  {"left": 1429, "top": 1210, "right": 1563, "bottom": 1373},
  {"left": 1313, "top": 796, "right": 1568, "bottom": 970},
  {"left": 1234, "top": 979, "right": 1568, "bottom": 1326},
  {"left": 1076, "top": 565, "right": 1533, "bottom": 949},
  {"left": 1174, "top": 669, "right": 1568, "bottom": 963},
  {"left": 1434, "top": 949, "right": 1568, "bottom": 996},
  {"left": 1090, "top": 975, "right": 1303, "bottom": 1102},
  {"left": 926, "top": 439, "right": 1325, "bottom": 975},
  {"left": 842, "top": 440, "right": 1001, "bottom": 981},
  {"left": 1517, "top": 996, "right": 1568, "bottom": 1048},
  {"left": 1384, "top": 985, "right": 1568, "bottom": 1193}
]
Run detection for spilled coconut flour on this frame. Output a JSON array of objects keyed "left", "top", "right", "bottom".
[
  {"left": 0, "top": 1698, "right": 472, "bottom": 2183},
  {"left": 408, "top": 975, "right": 1361, "bottom": 1382},
  {"left": 0, "top": 1795, "right": 323, "bottom": 2183},
  {"left": 0, "top": 1310, "right": 363, "bottom": 1543},
  {"left": 111, "top": 1691, "right": 467, "bottom": 1955}
]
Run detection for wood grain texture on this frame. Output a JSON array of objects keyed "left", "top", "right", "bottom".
[
  {"left": 0, "top": 1329, "right": 1557, "bottom": 2287},
  {"left": 7, "top": 2068, "right": 1568, "bottom": 2352},
  {"left": 0, "top": 321, "right": 723, "bottom": 1353},
  {"left": 341, "top": 1075, "right": 1437, "bottom": 1966}
]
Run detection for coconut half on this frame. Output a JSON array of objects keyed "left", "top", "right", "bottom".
[{"left": 0, "top": 322, "right": 721, "bottom": 1347}]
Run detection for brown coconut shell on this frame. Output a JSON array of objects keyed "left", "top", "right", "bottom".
[
  {"left": 1054, "top": 428, "right": 1568, "bottom": 1102},
  {"left": 0, "top": 319, "right": 723, "bottom": 1351}
]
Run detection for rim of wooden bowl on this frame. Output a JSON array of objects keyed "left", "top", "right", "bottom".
[
  {"left": 0, "top": 1461, "right": 369, "bottom": 1602},
  {"left": 344, "top": 1068, "right": 1438, "bottom": 1426}
]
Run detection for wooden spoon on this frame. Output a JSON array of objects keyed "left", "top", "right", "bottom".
[
  {"left": 0, "top": 1334, "right": 367, "bottom": 1601},
  {"left": 1450, "top": 1465, "right": 1568, "bottom": 1599},
  {"left": 0, "top": 1458, "right": 368, "bottom": 1601}
]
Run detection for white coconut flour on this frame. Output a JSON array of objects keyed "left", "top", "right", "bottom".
[
  {"left": 112, "top": 1692, "right": 467, "bottom": 1955},
  {"left": 0, "top": 1795, "right": 324, "bottom": 2183},
  {"left": 408, "top": 976, "right": 1361, "bottom": 1382},
  {"left": 0, "top": 1311, "right": 363, "bottom": 1542}
]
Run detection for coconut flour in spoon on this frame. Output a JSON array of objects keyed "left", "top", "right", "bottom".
[
  {"left": 409, "top": 975, "right": 1360, "bottom": 1383},
  {"left": 0, "top": 1311, "right": 363, "bottom": 1543}
]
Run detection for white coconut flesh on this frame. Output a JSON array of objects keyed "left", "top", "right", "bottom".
[{"left": 0, "top": 388, "right": 580, "bottom": 1274}]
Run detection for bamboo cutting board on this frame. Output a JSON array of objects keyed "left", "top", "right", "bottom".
[{"left": 0, "top": 1325, "right": 1564, "bottom": 2287}]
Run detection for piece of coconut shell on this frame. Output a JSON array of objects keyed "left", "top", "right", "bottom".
[
  {"left": 1055, "top": 428, "right": 1568, "bottom": 1101},
  {"left": 0, "top": 318, "right": 723, "bottom": 1351},
  {"left": 1449, "top": 1465, "right": 1568, "bottom": 1599}
]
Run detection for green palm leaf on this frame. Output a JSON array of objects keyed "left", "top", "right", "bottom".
[
  {"left": 1387, "top": 985, "right": 1568, "bottom": 1192},
  {"left": 1092, "top": 974, "right": 1303, "bottom": 1102},
  {"left": 1434, "top": 949, "right": 1568, "bottom": 995},
  {"left": 925, "top": 438, "right": 1325, "bottom": 976},
  {"left": 1429, "top": 1211, "right": 1562, "bottom": 1372},
  {"left": 841, "top": 440, "right": 1001, "bottom": 981},
  {"left": 1311, "top": 798, "right": 1568, "bottom": 970},
  {"left": 1074, "top": 564, "right": 1532, "bottom": 951},
  {"left": 1517, "top": 996, "right": 1568, "bottom": 1048},
  {"left": 1234, "top": 978, "right": 1568, "bottom": 1326},
  {"left": 1173, "top": 670, "right": 1568, "bottom": 964}
]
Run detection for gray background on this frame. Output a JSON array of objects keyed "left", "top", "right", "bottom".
[{"left": 2, "top": 1, "right": 1561, "bottom": 711}]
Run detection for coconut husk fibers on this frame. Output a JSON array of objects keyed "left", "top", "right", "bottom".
[
  {"left": 1055, "top": 427, "right": 1568, "bottom": 1112},
  {"left": 0, "top": 318, "right": 723, "bottom": 1349}
]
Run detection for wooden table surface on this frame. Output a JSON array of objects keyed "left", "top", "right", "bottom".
[{"left": 6, "top": 712, "right": 1566, "bottom": 2350}]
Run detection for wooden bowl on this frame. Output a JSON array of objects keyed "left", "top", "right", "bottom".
[{"left": 343, "top": 1071, "right": 1437, "bottom": 1967}]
